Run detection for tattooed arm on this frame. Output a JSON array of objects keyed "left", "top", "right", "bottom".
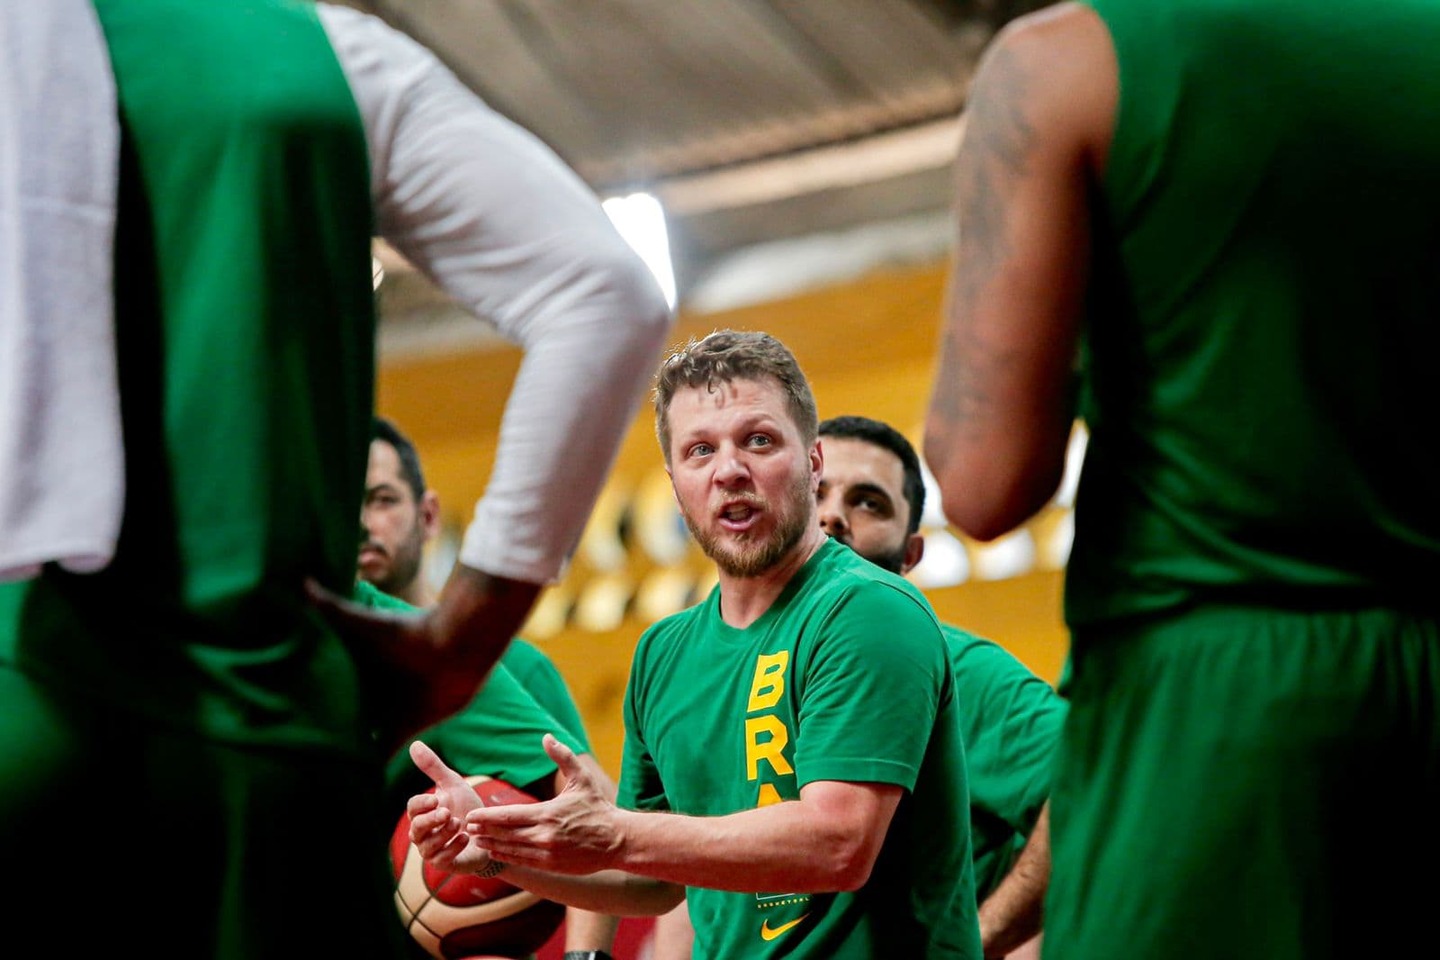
[{"left": 923, "top": 3, "right": 1116, "bottom": 541}]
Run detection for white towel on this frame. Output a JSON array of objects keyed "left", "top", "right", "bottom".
[{"left": 0, "top": 0, "right": 125, "bottom": 580}]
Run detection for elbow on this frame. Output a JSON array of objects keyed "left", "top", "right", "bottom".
[
  {"left": 923, "top": 463, "right": 1018, "bottom": 544},
  {"left": 943, "top": 496, "right": 1032, "bottom": 543},
  {"left": 819, "top": 837, "right": 882, "bottom": 893},
  {"left": 921, "top": 434, "right": 994, "bottom": 539},
  {"left": 539, "top": 232, "right": 674, "bottom": 360},
  {"left": 600, "top": 241, "right": 676, "bottom": 343},
  {"left": 622, "top": 879, "right": 687, "bottom": 917},
  {"left": 926, "top": 447, "right": 1063, "bottom": 543},
  {"left": 652, "top": 881, "right": 688, "bottom": 915}
]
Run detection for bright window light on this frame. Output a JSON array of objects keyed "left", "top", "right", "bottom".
[{"left": 603, "top": 191, "right": 677, "bottom": 308}]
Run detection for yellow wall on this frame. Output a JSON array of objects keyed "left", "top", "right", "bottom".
[{"left": 377, "top": 260, "right": 1071, "bottom": 775}]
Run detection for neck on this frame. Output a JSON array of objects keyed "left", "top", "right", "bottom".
[
  {"left": 716, "top": 526, "right": 828, "bottom": 629},
  {"left": 396, "top": 580, "right": 437, "bottom": 609}
]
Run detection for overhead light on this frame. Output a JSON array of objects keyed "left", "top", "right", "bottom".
[
  {"left": 602, "top": 191, "right": 677, "bottom": 309},
  {"left": 371, "top": 254, "right": 385, "bottom": 291}
]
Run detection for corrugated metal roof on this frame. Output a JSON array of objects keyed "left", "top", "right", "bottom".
[{"left": 333, "top": 0, "right": 1049, "bottom": 345}]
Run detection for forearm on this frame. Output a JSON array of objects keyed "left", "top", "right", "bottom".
[
  {"left": 610, "top": 798, "right": 882, "bottom": 894},
  {"left": 470, "top": 772, "right": 895, "bottom": 902},
  {"left": 500, "top": 798, "right": 874, "bottom": 915},
  {"left": 503, "top": 865, "right": 682, "bottom": 917},
  {"left": 978, "top": 805, "right": 1052, "bottom": 958},
  {"left": 563, "top": 906, "right": 621, "bottom": 952}
]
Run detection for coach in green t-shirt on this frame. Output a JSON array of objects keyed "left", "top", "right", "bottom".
[
  {"left": 649, "top": 413, "right": 1067, "bottom": 960},
  {"left": 405, "top": 331, "right": 981, "bottom": 959}
]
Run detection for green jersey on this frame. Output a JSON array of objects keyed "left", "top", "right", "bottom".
[
  {"left": 500, "top": 638, "right": 592, "bottom": 753},
  {"left": 1071, "top": 0, "right": 1440, "bottom": 628},
  {"left": 945, "top": 624, "right": 1065, "bottom": 899},
  {"left": 618, "top": 539, "right": 980, "bottom": 959},
  {"left": 0, "top": 0, "right": 375, "bottom": 753}
]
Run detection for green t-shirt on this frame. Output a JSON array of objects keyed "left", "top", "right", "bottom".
[
  {"left": 618, "top": 539, "right": 981, "bottom": 959},
  {"left": 352, "top": 583, "right": 587, "bottom": 814},
  {"left": 945, "top": 624, "right": 1066, "bottom": 899},
  {"left": 500, "top": 637, "right": 592, "bottom": 753}
]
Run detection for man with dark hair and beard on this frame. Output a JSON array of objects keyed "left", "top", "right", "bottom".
[
  {"left": 357, "top": 415, "right": 621, "bottom": 960},
  {"left": 815, "top": 415, "right": 1064, "bottom": 960},
  {"left": 400, "top": 329, "right": 983, "bottom": 959},
  {"left": 359, "top": 417, "right": 441, "bottom": 607}
]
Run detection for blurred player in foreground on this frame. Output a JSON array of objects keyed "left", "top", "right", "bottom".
[
  {"left": 923, "top": 2, "right": 1440, "bottom": 957},
  {"left": 0, "top": 3, "right": 671, "bottom": 957}
]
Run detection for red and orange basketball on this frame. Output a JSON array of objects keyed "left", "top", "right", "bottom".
[{"left": 390, "top": 775, "right": 566, "bottom": 959}]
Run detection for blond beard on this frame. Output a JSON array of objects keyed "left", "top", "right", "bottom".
[{"left": 683, "top": 469, "right": 814, "bottom": 578}]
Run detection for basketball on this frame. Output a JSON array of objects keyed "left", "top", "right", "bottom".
[{"left": 390, "top": 775, "right": 567, "bottom": 960}]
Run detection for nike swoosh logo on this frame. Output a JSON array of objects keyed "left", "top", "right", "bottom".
[{"left": 760, "top": 914, "right": 808, "bottom": 941}]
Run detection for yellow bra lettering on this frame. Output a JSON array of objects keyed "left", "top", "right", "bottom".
[
  {"left": 745, "top": 714, "right": 794, "bottom": 779},
  {"left": 747, "top": 651, "right": 790, "bottom": 712}
]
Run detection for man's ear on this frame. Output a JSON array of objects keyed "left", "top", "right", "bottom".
[
  {"left": 901, "top": 531, "right": 926, "bottom": 576},
  {"left": 419, "top": 489, "right": 442, "bottom": 539}
]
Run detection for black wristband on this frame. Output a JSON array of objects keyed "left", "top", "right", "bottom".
[
  {"left": 562, "top": 953, "right": 614, "bottom": 960},
  {"left": 474, "top": 858, "right": 507, "bottom": 878}
]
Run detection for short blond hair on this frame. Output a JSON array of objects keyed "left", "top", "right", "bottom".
[{"left": 652, "top": 329, "right": 818, "bottom": 463}]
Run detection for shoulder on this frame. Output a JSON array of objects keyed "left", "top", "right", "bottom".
[
  {"left": 941, "top": 622, "right": 1065, "bottom": 719},
  {"left": 809, "top": 541, "right": 936, "bottom": 621},
  {"left": 942, "top": 622, "right": 1049, "bottom": 679},
  {"left": 970, "top": 1, "right": 1118, "bottom": 171},
  {"left": 785, "top": 544, "right": 946, "bottom": 669},
  {"left": 633, "top": 594, "right": 712, "bottom": 657},
  {"left": 941, "top": 622, "right": 1006, "bottom": 659},
  {"left": 500, "top": 636, "right": 547, "bottom": 670}
]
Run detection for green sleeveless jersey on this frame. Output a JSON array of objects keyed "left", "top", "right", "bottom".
[
  {"left": 1070, "top": 0, "right": 1440, "bottom": 628},
  {"left": 0, "top": 0, "right": 376, "bottom": 751},
  {"left": 619, "top": 539, "right": 980, "bottom": 959}
]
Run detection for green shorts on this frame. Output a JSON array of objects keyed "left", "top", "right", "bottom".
[
  {"left": 0, "top": 663, "right": 410, "bottom": 960},
  {"left": 1047, "top": 605, "right": 1439, "bottom": 960}
]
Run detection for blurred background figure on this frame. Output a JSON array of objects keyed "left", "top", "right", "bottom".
[{"left": 359, "top": 416, "right": 621, "bottom": 960}]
